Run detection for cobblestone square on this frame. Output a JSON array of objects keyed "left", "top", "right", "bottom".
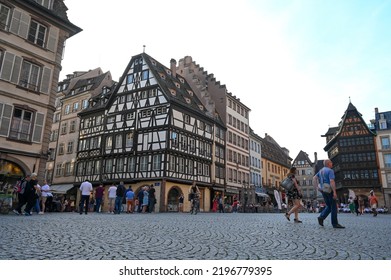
[{"left": 0, "top": 212, "right": 390, "bottom": 260}]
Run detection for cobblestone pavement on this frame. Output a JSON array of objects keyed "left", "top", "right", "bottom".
[{"left": 0, "top": 211, "right": 390, "bottom": 260}]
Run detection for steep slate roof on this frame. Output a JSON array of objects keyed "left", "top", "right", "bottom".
[
  {"left": 322, "top": 127, "right": 339, "bottom": 137},
  {"left": 324, "top": 102, "right": 376, "bottom": 150},
  {"left": 108, "top": 53, "right": 214, "bottom": 121},
  {"left": 65, "top": 72, "right": 112, "bottom": 98},
  {"left": 260, "top": 134, "right": 292, "bottom": 168},
  {"left": 78, "top": 84, "right": 116, "bottom": 116},
  {"left": 293, "top": 150, "right": 313, "bottom": 165},
  {"left": 144, "top": 53, "right": 211, "bottom": 118}
]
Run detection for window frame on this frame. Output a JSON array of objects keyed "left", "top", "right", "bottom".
[
  {"left": 0, "top": 3, "right": 11, "bottom": 31},
  {"left": 27, "top": 19, "right": 47, "bottom": 47}
]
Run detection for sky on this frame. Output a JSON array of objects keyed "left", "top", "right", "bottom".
[{"left": 60, "top": 0, "right": 391, "bottom": 161}]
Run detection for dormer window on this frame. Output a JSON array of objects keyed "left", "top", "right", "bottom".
[
  {"left": 33, "top": 0, "right": 53, "bottom": 10},
  {"left": 379, "top": 120, "right": 387, "bottom": 129}
]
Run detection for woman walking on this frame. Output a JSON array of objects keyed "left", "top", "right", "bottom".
[{"left": 284, "top": 167, "right": 303, "bottom": 223}]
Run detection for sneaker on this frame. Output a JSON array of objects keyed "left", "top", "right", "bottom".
[
  {"left": 38, "top": 212, "right": 44, "bottom": 215},
  {"left": 24, "top": 212, "right": 31, "bottom": 216},
  {"left": 317, "top": 217, "right": 324, "bottom": 226},
  {"left": 333, "top": 224, "right": 345, "bottom": 229},
  {"left": 13, "top": 210, "right": 20, "bottom": 215}
]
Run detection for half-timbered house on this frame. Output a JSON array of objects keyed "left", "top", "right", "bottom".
[
  {"left": 322, "top": 102, "right": 381, "bottom": 204},
  {"left": 76, "top": 53, "right": 216, "bottom": 212}
]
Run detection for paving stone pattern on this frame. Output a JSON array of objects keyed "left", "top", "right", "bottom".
[{"left": 0, "top": 212, "right": 390, "bottom": 260}]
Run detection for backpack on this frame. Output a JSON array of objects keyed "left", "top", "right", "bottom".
[
  {"left": 14, "top": 180, "right": 22, "bottom": 193},
  {"left": 15, "top": 179, "right": 27, "bottom": 194}
]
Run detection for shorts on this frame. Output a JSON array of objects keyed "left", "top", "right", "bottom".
[{"left": 108, "top": 198, "right": 115, "bottom": 206}]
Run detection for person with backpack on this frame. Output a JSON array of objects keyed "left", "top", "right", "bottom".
[
  {"left": 13, "top": 174, "right": 30, "bottom": 215},
  {"left": 23, "top": 173, "right": 39, "bottom": 216},
  {"left": 313, "top": 159, "right": 345, "bottom": 229}
]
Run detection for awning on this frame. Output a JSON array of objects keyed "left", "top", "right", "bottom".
[
  {"left": 212, "top": 186, "right": 225, "bottom": 192},
  {"left": 256, "top": 192, "right": 269, "bottom": 198},
  {"left": 50, "top": 184, "right": 75, "bottom": 194},
  {"left": 225, "top": 187, "right": 239, "bottom": 194}
]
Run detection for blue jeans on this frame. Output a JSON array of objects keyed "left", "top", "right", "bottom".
[
  {"left": 95, "top": 197, "right": 102, "bottom": 213},
  {"left": 79, "top": 195, "right": 90, "bottom": 214},
  {"left": 115, "top": 196, "right": 123, "bottom": 214},
  {"left": 320, "top": 191, "right": 338, "bottom": 226}
]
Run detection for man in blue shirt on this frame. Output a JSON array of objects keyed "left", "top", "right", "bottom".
[{"left": 313, "top": 159, "right": 345, "bottom": 229}]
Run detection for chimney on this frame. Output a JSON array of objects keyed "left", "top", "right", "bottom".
[
  {"left": 375, "top": 107, "right": 379, "bottom": 114},
  {"left": 170, "top": 59, "right": 176, "bottom": 77},
  {"left": 314, "top": 152, "right": 318, "bottom": 163}
]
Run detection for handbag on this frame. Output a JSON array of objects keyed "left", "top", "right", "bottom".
[
  {"left": 280, "top": 176, "right": 295, "bottom": 192},
  {"left": 322, "top": 183, "right": 332, "bottom": 193},
  {"left": 319, "top": 169, "right": 332, "bottom": 193}
]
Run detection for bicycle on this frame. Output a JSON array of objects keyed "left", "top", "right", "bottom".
[{"left": 190, "top": 197, "right": 200, "bottom": 215}]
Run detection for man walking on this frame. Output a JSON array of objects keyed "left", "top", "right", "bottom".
[
  {"left": 313, "top": 159, "right": 345, "bottom": 229},
  {"left": 79, "top": 179, "right": 92, "bottom": 215}
]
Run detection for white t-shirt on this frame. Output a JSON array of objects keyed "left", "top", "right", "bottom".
[
  {"left": 41, "top": 184, "right": 51, "bottom": 197},
  {"left": 80, "top": 181, "right": 93, "bottom": 196},
  {"left": 108, "top": 186, "right": 117, "bottom": 198}
]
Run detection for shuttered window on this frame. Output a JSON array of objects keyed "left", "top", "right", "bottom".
[
  {"left": 9, "top": 9, "right": 29, "bottom": 39},
  {"left": 0, "top": 103, "right": 12, "bottom": 137},
  {"left": 32, "top": 112, "right": 44, "bottom": 143}
]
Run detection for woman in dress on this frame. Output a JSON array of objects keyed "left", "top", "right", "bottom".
[{"left": 284, "top": 167, "right": 303, "bottom": 223}]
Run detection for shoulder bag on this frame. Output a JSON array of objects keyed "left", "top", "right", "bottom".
[{"left": 280, "top": 175, "right": 295, "bottom": 192}]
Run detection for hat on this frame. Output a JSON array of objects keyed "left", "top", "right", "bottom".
[
  {"left": 31, "top": 173, "right": 37, "bottom": 178},
  {"left": 370, "top": 190, "right": 374, "bottom": 194}
]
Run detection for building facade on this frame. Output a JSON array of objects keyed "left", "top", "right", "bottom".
[
  {"left": 292, "top": 150, "right": 315, "bottom": 202},
  {"left": 0, "top": 0, "right": 80, "bottom": 194},
  {"left": 45, "top": 68, "right": 114, "bottom": 202},
  {"left": 249, "top": 128, "right": 262, "bottom": 204},
  {"left": 177, "top": 56, "right": 250, "bottom": 205},
  {"left": 322, "top": 102, "right": 382, "bottom": 204},
  {"left": 374, "top": 107, "right": 391, "bottom": 207},
  {"left": 260, "top": 133, "right": 291, "bottom": 204},
  {"left": 76, "top": 53, "right": 216, "bottom": 212}
]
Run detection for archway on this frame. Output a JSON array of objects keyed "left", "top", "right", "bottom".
[
  {"left": 167, "top": 187, "right": 181, "bottom": 212},
  {"left": 0, "top": 159, "right": 25, "bottom": 194}
]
